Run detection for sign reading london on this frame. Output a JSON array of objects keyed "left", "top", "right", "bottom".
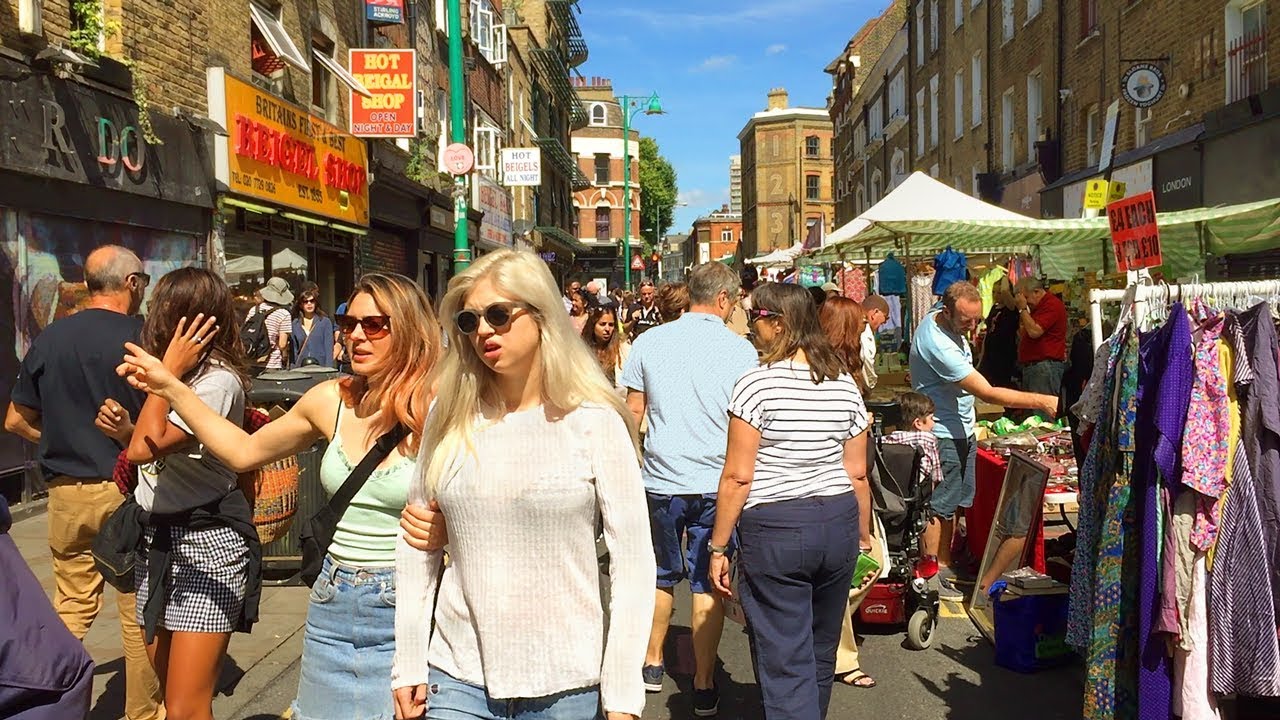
[
  {"left": 349, "top": 50, "right": 416, "bottom": 138},
  {"left": 210, "top": 69, "right": 369, "bottom": 225}
]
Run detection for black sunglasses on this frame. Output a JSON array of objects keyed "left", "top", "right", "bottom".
[
  {"left": 454, "top": 302, "right": 532, "bottom": 334},
  {"left": 747, "top": 308, "right": 783, "bottom": 324},
  {"left": 335, "top": 314, "right": 392, "bottom": 338}
]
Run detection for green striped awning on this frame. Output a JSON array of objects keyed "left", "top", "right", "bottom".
[{"left": 810, "top": 198, "right": 1280, "bottom": 279}]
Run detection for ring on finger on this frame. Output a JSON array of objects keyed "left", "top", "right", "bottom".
[{"left": 194, "top": 336, "right": 204, "bottom": 343}]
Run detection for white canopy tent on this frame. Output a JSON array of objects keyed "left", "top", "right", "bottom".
[
  {"left": 823, "top": 171, "right": 1029, "bottom": 249},
  {"left": 747, "top": 242, "right": 806, "bottom": 267},
  {"left": 224, "top": 248, "right": 309, "bottom": 282}
]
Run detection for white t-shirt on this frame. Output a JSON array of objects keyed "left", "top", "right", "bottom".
[
  {"left": 861, "top": 323, "right": 879, "bottom": 389},
  {"left": 729, "top": 361, "right": 869, "bottom": 509},
  {"left": 135, "top": 366, "right": 245, "bottom": 514}
]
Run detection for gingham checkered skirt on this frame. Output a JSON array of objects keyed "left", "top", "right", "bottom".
[{"left": 135, "top": 525, "right": 249, "bottom": 633}]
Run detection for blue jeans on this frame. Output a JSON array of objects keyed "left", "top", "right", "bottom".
[
  {"left": 426, "top": 668, "right": 603, "bottom": 719},
  {"left": 1021, "top": 359, "right": 1066, "bottom": 398},
  {"left": 738, "top": 493, "right": 860, "bottom": 720},
  {"left": 933, "top": 435, "right": 977, "bottom": 520},
  {"left": 646, "top": 492, "right": 730, "bottom": 594},
  {"left": 291, "top": 556, "right": 397, "bottom": 720}
]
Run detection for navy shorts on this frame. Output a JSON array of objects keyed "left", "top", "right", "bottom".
[{"left": 646, "top": 492, "right": 731, "bottom": 594}]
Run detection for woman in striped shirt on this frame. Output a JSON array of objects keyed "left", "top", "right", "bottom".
[{"left": 708, "top": 282, "right": 873, "bottom": 720}]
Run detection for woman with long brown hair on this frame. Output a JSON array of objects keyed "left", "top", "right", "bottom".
[
  {"left": 116, "top": 273, "right": 441, "bottom": 720},
  {"left": 581, "top": 304, "right": 630, "bottom": 396},
  {"left": 707, "top": 282, "right": 874, "bottom": 719},
  {"left": 96, "top": 267, "right": 253, "bottom": 720},
  {"left": 818, "top": 297, "right": 866, "bottom": 389}
]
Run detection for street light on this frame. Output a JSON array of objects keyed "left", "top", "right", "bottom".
[{"left": 620, "top": 91, "right": 664, "bottom": 290}]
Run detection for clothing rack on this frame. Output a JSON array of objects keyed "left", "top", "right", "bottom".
[{"left": 1088, "top": 279, "right": 1280, "bottom": 349}]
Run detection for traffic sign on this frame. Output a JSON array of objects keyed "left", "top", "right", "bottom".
[
  {"left": 443, "top": 143, "right": 474, "bottom": 175},
  {"left": 631, "top": 255, "right": 645, "bottom": 271},
  {"left": 1108, "top": 191, "right": 1160, "bottom": 272}
]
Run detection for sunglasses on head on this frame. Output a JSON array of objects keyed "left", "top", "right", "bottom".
[
  {"left": 335, "top": 314, "right": 391, "bottom": 338},
  {"left": 748, "top": 308, "right": 783, "bottom": 324},
  {"left": 454, "top": 302, "right": 532, "bottom": 335}
]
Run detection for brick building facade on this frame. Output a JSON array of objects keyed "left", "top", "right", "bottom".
[{"left": 739, "top": 88, "right": 836, "bottom": 258}]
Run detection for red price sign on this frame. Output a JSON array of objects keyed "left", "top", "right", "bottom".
[{"left": 1107, "top": 190, "right": 1161, "bottom": 272}]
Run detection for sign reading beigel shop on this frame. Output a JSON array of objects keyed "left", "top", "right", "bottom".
[
  {"left": 208, "top": 67, "right": 369, "bottom": 226},
  {"left": 349, "top": 50, "right": 416, "bottom": 138}
]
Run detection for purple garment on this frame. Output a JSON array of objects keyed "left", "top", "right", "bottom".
[{"left": 1134, "top": 307, "right": 1193, "bottom": 720}]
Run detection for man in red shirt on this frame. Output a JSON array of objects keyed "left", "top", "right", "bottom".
[{"left": 1015, "top": 276, "right": 1068, "bottom": 399}]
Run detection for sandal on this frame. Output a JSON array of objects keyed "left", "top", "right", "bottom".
[{"left": 837, "top": 670, "right": 877, "bottom": 688}]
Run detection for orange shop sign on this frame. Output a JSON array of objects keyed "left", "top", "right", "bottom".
[
  {"left": 208, "top": 68, "right": 369, "bottom": 225},
  {"left": 349, "top": 50, "right": 416, "bottom": 138}
]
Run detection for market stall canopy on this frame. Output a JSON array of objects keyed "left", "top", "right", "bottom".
[
  {"left": 224, "top": 248, "right": 309, "bottom": 281},
  {"left": 747, "top": 242, "right": 806, "bottom": 266},
  {"left": 815, "top": 197, "right": 1280, "bottom": 280},
  {"left": 822, "top": 171, "right": 1029, "bottom": 249}
]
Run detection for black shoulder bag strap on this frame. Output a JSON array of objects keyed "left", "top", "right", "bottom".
[{"left": 299, "top": 423, "right": 410, "bottom": 586}]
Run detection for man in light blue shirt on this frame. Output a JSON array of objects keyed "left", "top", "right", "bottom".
[
  {"left": 621, "top": 261, "right": 758, "bottom": 712},
  {"left": 910, "top": 280, "right": 1058, "bottom": 600}
]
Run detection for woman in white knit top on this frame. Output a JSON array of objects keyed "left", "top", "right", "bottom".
[{"left": 392, "top": 250, "right": 655, "bottom": 720}]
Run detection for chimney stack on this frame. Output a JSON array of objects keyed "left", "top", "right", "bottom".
[{"left": 767, "top": 87, "right": 789, "bottom": 110}]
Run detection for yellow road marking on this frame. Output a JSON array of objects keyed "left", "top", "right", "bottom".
[
  {"left": 281, "top": 708, "right": 293, "bottom": 719},
  {"left": 939, "top": 598, "right": 968, "bottom": 618}
]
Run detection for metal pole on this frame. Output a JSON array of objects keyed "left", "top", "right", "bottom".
[
  {"left": 448, "top": 0, "right": 471, "bottom": 271},
  {"left": 622, "top": 96, "right": 633, "bottom": 290}
]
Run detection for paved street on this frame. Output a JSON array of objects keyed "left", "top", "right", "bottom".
[{"left": 12, "top": 506, "right": 1084, "bottom": 720}]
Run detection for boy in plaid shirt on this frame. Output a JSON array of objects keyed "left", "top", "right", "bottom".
[{"left": 882, "top": 392, "right": 945, "bottom": 577}]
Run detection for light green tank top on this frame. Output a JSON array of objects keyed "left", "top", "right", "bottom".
[{"left": 318, "top": 403, "right": 414, "bottom": 567}]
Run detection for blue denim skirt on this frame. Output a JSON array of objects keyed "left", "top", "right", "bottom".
[{"left": 291, "top": 555, "right": 397, "bottom": 720}]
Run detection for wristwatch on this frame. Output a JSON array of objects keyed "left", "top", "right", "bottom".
[{"left": 708, "top": 541, "right": 730, "bottom": 555}]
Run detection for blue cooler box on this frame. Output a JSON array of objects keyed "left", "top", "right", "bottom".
[{"left": 993, "top": 590, "right": 1074, "bottom": 673}]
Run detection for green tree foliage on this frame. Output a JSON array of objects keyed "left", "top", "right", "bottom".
[{"left": 638, "top": 136, "right": 678, "bottom": 250}]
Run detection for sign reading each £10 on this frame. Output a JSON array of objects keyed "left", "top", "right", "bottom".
[
  {"left": 1108, "top": 190, "right": 1161, "bottom": 273},
  {"left": 349, "top": 50, "right": 416, "bottom": 138}
]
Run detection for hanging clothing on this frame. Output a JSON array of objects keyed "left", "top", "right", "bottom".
[
  {"left": 1182, "top": 319, "right": 1230, "bottom": 552},
  {"left": 976, "top": 265, "right": 1008, "bottom": 318},
  {"left": 1083, "top": 329, "right": 1141, "bottom": 720},
  {"left": 910, "top": 274, "right": 936, "bottom": 332},
  {"left": 841, "top": 267, "right": 867, "bottom": 303},
  {"left": 882, "top": 295, "right": 902, "bottom": 332},
  {"left": 1172, "top": 551, "right": 1219, "bottom": 720},
  {"left": 877, "top": 253, "right": 907, "bottom": 295},
  {"left": 932, "top": 247, "right": 968, "bottom": 296},
  {"left": 1238, "top": 302, "right": 1280, "bottom": 614}
]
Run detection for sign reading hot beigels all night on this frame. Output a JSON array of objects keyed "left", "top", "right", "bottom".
[{"left": 208, "top": 67, "right": 369, "bottom": 225}]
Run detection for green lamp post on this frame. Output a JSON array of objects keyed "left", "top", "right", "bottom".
[
  {"left": 620, "top": 92, "right": 664, "bottom": 290},
  {"left": 447, "top": 0, "right": 470, "bottom": 272}
]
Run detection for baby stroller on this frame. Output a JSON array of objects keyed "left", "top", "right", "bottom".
[{"left": 856, "top": 437, "right": 941, "bottom": 650}]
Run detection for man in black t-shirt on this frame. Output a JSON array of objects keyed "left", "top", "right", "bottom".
[
  {"left": 626, "top": 280, "right": 661, "bottom": 340},
  {"left": 3, "top": 244, "right": 164, "bottom": 720}
]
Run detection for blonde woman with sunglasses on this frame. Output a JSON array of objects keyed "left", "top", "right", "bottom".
[
  {"left": 392, "top": 249, "right": 655, "bottom": 720},
  {"left": 116, "top": 273, "right": 441, "bottom": 720}
]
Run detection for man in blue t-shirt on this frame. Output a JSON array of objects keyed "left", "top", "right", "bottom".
[
  {"left": 621, "top": 262, "right": 758, "bottom": 715},
  {"left": 910, "top": 280, "right": 1058, "bottom": 601}
]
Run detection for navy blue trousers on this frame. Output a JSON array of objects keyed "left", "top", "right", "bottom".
[{"left": 738, "top": 492, "right": 859, "bottom": 720}]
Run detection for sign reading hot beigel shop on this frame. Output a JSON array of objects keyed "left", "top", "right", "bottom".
[{"left": 208, "top": 67, "right": 369, "bottom": 225}]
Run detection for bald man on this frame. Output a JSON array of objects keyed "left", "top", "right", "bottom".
[{"left": 4, "top": 245, "right": 164, "bottom": 720}]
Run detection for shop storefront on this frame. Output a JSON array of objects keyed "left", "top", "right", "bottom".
[
  {"left": 0, "top": 56, "right": 214, "bottom": 503},
  {"left": 208, "top": 67, "right": 369, "bottom": 315}
]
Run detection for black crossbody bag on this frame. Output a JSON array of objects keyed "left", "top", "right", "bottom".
[{"left": 299, "top": 424, "right": 409, "bottom": 587}]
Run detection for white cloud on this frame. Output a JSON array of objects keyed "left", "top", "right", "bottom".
[
  {"left": 691, "top": 55, "right": 738, "bottom": 73},
  {"left": 766, "top": 44, "right": 787, "bottom": 56},
  {"left": 679, "top": 187, "right": 732, "bottom": 211}
]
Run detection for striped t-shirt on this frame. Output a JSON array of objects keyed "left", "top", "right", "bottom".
[{"left": 729, "top": 361, "right": 869, "bottom": 509}]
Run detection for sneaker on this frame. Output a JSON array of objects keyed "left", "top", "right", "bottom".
[
  {"left": 642, "top": 664, "right": 664, "bottom": 693},
  {"left": 692, "top": 685, "right": 720, "bottom": 717},
  {"left": 935, "top": 574, "right": 965, "bottom": 602}
]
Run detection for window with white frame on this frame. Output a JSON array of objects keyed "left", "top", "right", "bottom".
[
  {"left": 721, "top": 228, "right": 734, "bottom": 243},
  {"left": 889, "top": 70, "right": 906, "bottom": 119},
  {"left": 1002, "top": 0, "right": 1015, "bottom": 41},
  {"left": 916, "top": 88, "right": 926, "bottom": 157},
  {"left": 435, "top": 0, "right": 448, "bottom": 36},
  {"left": 971, "top": 51, "right": 983, "bottom": 127},
  {"left": 1225, "top": 0, "right": 1268, "bottom": 103},
  {"left": 1027, "top": 0, "right": 1041, "bottom": 21},
  {"left": 469, "top": 0, "right": 507, "bottom": 65},
  {"left": 474, "top": 122, "right": 501, "bottom": 179},
  {"left": 1086, "top": 104, "right": 1100, "bottom": 166},
  {"left": 930, "top": 0, "right": 939, "bottom": 52},
  {"left": 891, "top": 149, "right": 907, "bottom": 185},
  {"left": 1001, "top": 89, "right": 1015, "bottom": 170},
  {"left": 1135, "top": 105, "right": 1152, "bottom": 147},
  {"left": 590, "top": 103, "right": 606, "bottom": 125},
  {"left": 915, "top": 2, "right": 925, "bottom": 67},
  {"left": 954, "top": 0, "right": 963, "bottom": 28},
  {"left": 869, "top": 101, "right": 883, "bottom": 139},
  {"left": 249, "top": 3, "right": 309, "bottom": 78},
  {"left": 1027, "top": 70, "right": 1043, "bottom": 163},
  {"left": 929, "top": 74, "right": 939, "bottom": 148},
  {"left": 806, "top": 135, "right": 821, "bottom": 157},
  {"left": 954, "top": 71, "right": 965, "bottom": 138}
]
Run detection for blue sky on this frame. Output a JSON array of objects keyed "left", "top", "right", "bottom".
[{"left": 577, "top": 1, "right": 881, "bottom": 233}]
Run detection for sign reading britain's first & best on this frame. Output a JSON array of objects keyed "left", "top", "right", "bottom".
[{"left": 209, "top": 68, "right": 369, "bottom": 225}]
